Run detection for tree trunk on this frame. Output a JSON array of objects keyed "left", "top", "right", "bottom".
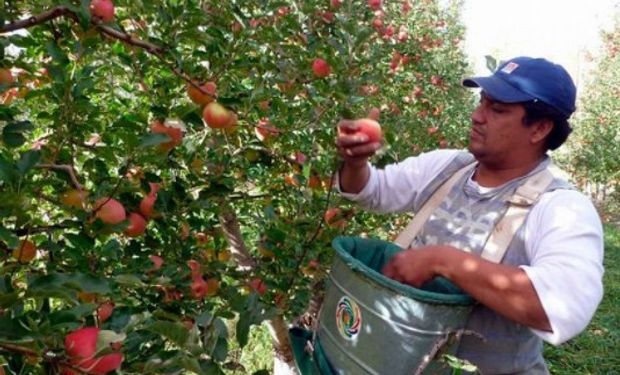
[
  {"left": 218, "top": 204, "right": 256, "bottom": 270},
  {"left": 218, "top": 204, "right": 298, "bottom": 374},
  {"left": 266, "top": 316, "right": 299, "bottom": 375}
]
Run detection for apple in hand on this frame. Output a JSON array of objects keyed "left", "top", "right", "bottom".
[{"left": 340, "top": 118, "right": 383, "bottom": 144}]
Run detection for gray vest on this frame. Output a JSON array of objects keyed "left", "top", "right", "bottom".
[{"left": 410, "top": 151, "right": 572, "bottom": 374}]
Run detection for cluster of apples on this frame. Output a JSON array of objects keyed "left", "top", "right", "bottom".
[
  {"left": 186, "top": 80, "right": 237, "bottom": 130},
  {"left": 57, "top": 181, "right": 159, "bottom": 239},
  {"left": 63, "top": 327, "right": 122, "bottom": 374}
]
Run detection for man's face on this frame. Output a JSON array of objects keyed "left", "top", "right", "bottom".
[{"left": 468, "top": 93, "right": 532, "bottom": 165}]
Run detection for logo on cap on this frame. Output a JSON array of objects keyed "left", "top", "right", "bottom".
[{"left": 501, "top": 62, "right": 519, "bottom": 74}]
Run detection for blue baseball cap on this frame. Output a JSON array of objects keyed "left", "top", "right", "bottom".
[{"left": 463, "top": 56, "right": 577, "bottom": 118}]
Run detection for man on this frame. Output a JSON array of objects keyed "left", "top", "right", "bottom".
[{"left": 335, "top": 56, "right": 604, "bottom": 374}]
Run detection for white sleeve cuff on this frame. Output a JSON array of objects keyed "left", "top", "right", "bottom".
[{"left": 335, "top": 162, "right": 378, "bottom": 204}]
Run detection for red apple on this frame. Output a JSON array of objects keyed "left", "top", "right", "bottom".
[
  {"left": 97, "top": 302, "right": 115, "bottom": 323},
  {"left": 150, "top": 120, "right": 183, "bottom": 152},
  {"left": 94, "top": 198, "right": 126, "bottom": 225},
  {"left": 12, "top": 240, "right": 37, "bottom": 263},
  {"left": 190, "top": 277, "right": 208, "bottom": 299},
  {"left": 368, "top": 0, "right": 383, "bottom": 10},
  {"left": 203, "top": 102, "right": 234, "bottom": 129},
  {"left": 331, "top": 0, "right": 342, "bottom": 7},
  {"left": 124, "top": 212, "right": 147, "bottom": 237},
  {"left": 65, "top": 327, "right": 98, "bottom": 359},
  {"left": 324, "top": 207, "right": 346, "bottom": 229},
  {"left": 149, "top": 255, "right": 164, "bottom": 271},
  {"left": 0, "top": 68, "right": 14, "bottom": 85},
  {"left": 139, "top": 182, "right": 159, "bottom": 218},
  {"left": 312, "top": 58, "right": 331, "bottom": 78},
  {"left": 249, "top": 278, "right": 267, "bottom": 295},
  {"left": 187, "top": 81, "right": 217, "bottom": 106},
  {"left": 354, "top": 118, "right": 383, "bottom": 143},
  {"left": 90, "top": 0, "right": 115, "bottom": 22}
]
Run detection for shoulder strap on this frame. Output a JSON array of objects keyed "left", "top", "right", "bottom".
[
  {"left": 480, "top": 168, "right": 554, "bottom": 262},
  {"left": 393, "top": 162, "right": 476, "bottom": 249}
]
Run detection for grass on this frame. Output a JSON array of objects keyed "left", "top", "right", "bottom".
[
  {"left": 232, "top": 226, "right": 620, "bottom": 374},
  {"left": 544, "top": 224, "right": 620, "bottom": 374}
]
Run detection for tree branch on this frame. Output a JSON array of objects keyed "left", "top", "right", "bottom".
[
  {"left": 1, "top": 6, "right": 211, "bottom": 96},
  {"left": 0, "top": 6, "right": 77, "bottom": 33},
  {"left": 36, "top": 163, "right": 82, "bottom": 190}
]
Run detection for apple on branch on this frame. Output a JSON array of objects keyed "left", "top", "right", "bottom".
[
  {"left": 93, "top": 198, "right": 126, "bottom": 225},
  {"left": 90, "top": 0, "right": 115, "bottom": 22},
  {"left": 203, "top": 102, "right": 235, "bottom": 129}
]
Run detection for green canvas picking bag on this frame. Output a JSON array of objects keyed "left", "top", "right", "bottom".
[{"left": 290, "top": 236, "right": 475, "bottom": 375}]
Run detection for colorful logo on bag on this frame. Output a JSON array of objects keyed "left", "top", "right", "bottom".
[{"left": 336, "top": 296, "right": 362, "bottom": 340}]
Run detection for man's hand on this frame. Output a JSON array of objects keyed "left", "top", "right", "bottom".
[
  {"left": 336, "top": 119, "right": 382, "bottom": 168},
  {"left": 382, "top": 245, "right": 553, "bottom": 331},
  {"left": 382, "top": 246, "right": 444, "bottom": 288}
]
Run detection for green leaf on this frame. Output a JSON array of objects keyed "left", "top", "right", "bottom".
[
  {"left": 0, "top": 292, "right": 20, "bottom": 309},
  {"left": 178, "top": 356, "right": 205, "bottom": 375},
  {"left": 0, "top": 316, "right": 33, "bottom": 341},
  {"left": 27, "top": 273, "right": 111, "bottom": 297},
  {"left": 0, "top": 225, "right": 19, "bottom": 248},
  {"left": 77, "top": 0, "right": 93, "bottom": 29},
  {"left": 235, "top": 311, "right": 251, "bottom": 348},
  {"left": 64, "top": 233, "right": 95, "bottom": 251},
  {"left": 46, "top": 40, "right": 69, "bottom": 65},
  {"left": 484, "top": 55, "right": 498, "bottom": 73},
  {"left": 2, "top": 121, "right": 33, "bottom": 148},
  {"left": 114, "top": 274, "right": 145, "bottom": 287},
  {"left": 139, "top": 133, "right": 170, "bottom": 148},
  {"left": 147, "top": 321, "right": 189, "bottom": 346},
  {"left": 16, "top": 150, "right": 41, "bottom": 176},
  {"left": 0, "top": 155, "right": 15, "bottom": 185}
]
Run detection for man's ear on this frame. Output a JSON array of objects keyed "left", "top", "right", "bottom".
[{"left": 530, "top": 119, "right": 554, "bottom": 145}]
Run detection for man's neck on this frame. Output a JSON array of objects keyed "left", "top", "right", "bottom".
[{"left": 473, "top": 157, "right": 546, "bottom": 188}]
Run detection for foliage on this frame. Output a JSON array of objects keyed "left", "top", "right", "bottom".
[
  {"left": 561, "top": 13, "right": 620, "bottom": 221},
  {"left": 0, "top": 0, "right": 473, "bottom": 373},
  {"left": 544, "top": 225, "right": 620, "bottom": 374}
]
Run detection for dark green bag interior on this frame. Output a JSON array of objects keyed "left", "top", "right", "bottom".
[{"left": 332, "top": 236, "right": 474, "bottom": 305}]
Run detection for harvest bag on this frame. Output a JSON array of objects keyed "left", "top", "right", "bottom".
[{"left": 315, "top": 236, "right": 475, "bottom": 375}]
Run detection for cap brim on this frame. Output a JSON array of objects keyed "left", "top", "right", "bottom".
[{"left": 462, "top": 76, "right": 536, "bottom": 103}]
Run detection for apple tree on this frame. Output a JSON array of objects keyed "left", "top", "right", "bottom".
[
  {"left": 0, "top": 0, "right": 473, "bottom": 374},
  {"left": 562, "top": 14, "right": 620, "bottom": 222}
]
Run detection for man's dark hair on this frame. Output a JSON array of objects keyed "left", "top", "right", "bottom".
[{"left": 522, "top": 101, "right": 573, "bottom": 151}]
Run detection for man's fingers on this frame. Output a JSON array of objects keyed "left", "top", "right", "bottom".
[
  {"left": 336, "top": 132, "right": 369, "bottom": 147},
  {"left": 337, "top": 119, "right": 360, "bottom": 134},
  {"left": 337, "top": 142, "right": 381, "bottom": 158}
]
